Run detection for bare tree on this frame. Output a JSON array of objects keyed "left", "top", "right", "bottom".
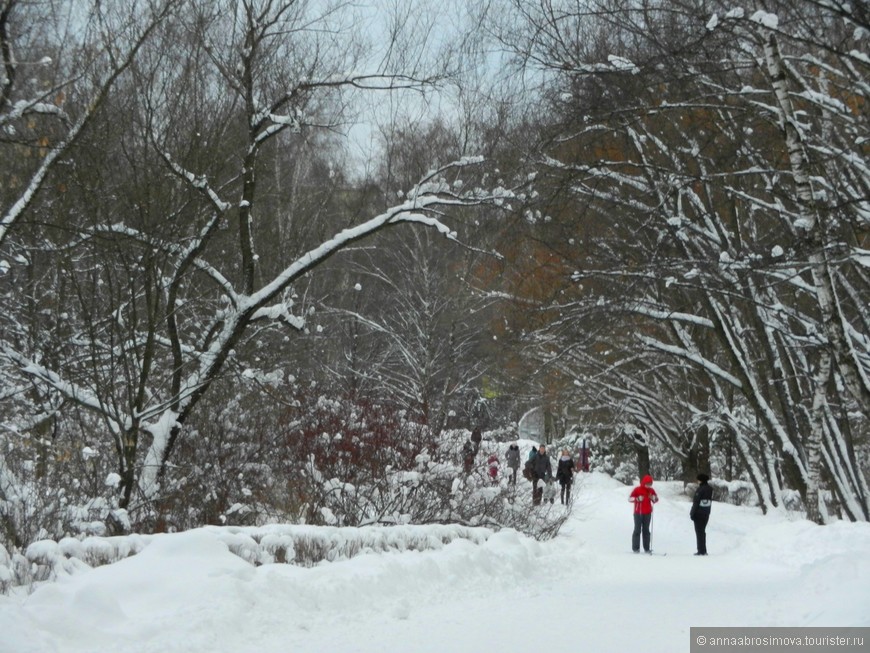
[{"left": 0, "top": 0, "right": 515, "bottom": 533}]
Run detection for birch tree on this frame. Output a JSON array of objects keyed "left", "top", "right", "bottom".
[{"left": 490, "top": 0, "right": 869, "bottom": 521}]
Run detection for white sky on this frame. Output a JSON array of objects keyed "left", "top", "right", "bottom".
[{"left": 340, "top": 0, "right": 507, "bottom": 179}]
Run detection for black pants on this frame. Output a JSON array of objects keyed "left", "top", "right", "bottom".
[
  {"left": 632, "top": 513, "right": 652, "bottom": 552},
  {"left": 509, "top": 466, "right": 518, "bottom": 484},
  {"left": 693, "top": 513, "right": 709, "bottom": 554},
  {"left": 560, "top": 482, "right": 571, "bottom": 504}
]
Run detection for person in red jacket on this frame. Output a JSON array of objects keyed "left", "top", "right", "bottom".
[
  {"left": 487, "top": 453, "right": 500, "bottom": 485},
  {"left": 629, "top": 474, "right": 659, "bottom": 553}
]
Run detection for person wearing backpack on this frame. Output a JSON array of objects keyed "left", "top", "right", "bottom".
[
  {"left": 629, "top": 474, "right": 659, "bottom": 553},
  {"left": 522, "top": 445, "right": 537, "bottom": 481}
]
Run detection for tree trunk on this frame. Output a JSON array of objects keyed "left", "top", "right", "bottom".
[
  {"left": 633, "top": 428, "right": 651, "bottom": 479},
  {"left": 805, "top": 351, "right": 831, "bottom": 524}
]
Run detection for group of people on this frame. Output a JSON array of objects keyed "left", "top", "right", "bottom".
[
  {"left": 629, "top": 473, "right": 713, "bottom": 556},
  {"left": 462, "top": 433, "right": 714, "bottom": 556},
  {"left": 521, "top": 443, "right": 577, "bottom": 506},
  {"left": 463, "top": 438, "right": 580, "bottom": 505}
]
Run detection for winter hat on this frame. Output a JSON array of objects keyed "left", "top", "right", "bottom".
[
  {"left": 641, "top": 474, "right": 653, "bottom": 485},
  {"left": 697, "top": 473, "right": 710, "bottom": 483}
]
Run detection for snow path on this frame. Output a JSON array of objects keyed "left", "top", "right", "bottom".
[{"left": 1, "top": 473, "right": 868, "bottom": 653}]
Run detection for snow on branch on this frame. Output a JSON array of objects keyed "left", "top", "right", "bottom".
[
  {"left": 136, "top": 157, "right": 508, "bottom": 501},
  {"left": 0, "top": 127, "right": 80, "bottom": 249},
  {"left": 0, "top": 346, "right": 125, "bottom": 438},
  {"left": 390, "top": 212, "right": 458, "bottom": 241},
  {"left": 139, "top": 409, "right": 181, "bottom": 495},
  {"left": 300, "top": 72, "right": 441, "bottom": 92},
  {"left": 94, "top": 222, "right": 239, "bottom": 305},
  {"left": 636, "top": 334, "right": 743, "bottom": 388},
  {"left": 0, "top": 1, "right": 177, "bottom": 250},
  {"left": 250, "top": 303, "right": 306, "bottom": 330},
  {"left": 246, "top": 157, "right": 498, "bottom": 311},
  {"left": 254, "top": 112, "right": 303, "bottom": 142},
  {"left": 556, "top": 55, "right": 639, "bottom": 75},
  {"left": 156, "top": 150, "right": 232, "bottom": 213},
  {"left": 0, "top": 99, "right": 70, "bottom": 127},
  {"left": 627, "top": 303, "right": 715, "bottom": 329}
]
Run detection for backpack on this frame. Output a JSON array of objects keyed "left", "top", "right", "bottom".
[{"left": 522, "top": 459, "right": 533, "bottom": 481}]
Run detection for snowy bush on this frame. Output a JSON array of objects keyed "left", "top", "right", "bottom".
[
  {"left": 0, "top": 542, "right": 11, "bottom": 593},
  {"left": 0, "top": 416, "right": 131, "bottom": 557},
  {"left": 1, "top": 378, "right": 568, "bottom": 568},
  {"left": 155, "top": 385, "right": 570, "bottom": 542},
  {"left": 0, "top": 522, "right": 499, "bottom": 592}
]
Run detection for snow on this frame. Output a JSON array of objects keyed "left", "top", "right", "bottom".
[
  {"left": 607, "top": 55, "right": 639, "bottom": 73},
  {"left": 750, "top": 10, "right": 779, "bottom": 30},
  {"left": 1, "top": 473, "right": 868, "bottom": 653}
]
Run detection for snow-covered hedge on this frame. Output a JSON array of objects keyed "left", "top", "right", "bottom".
[
  {"left": 0, "top": 523, "right": 492, "bottom": 593},
  {"left": 205, "top": 523, "right": 491, "bottom": 566}
]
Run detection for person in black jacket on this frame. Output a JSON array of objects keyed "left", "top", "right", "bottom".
[
  {"left": 690, "top": 473, "right": 713, "bottom": 555},
  {"left": 505, "top": 443, "right": 521, "bottom": 484},
  {"left": 531, "top": 444, "right": 552, "bottom": 505},
  {"left": 556, "top": 449, "right": 575, "bottom": 504},
  {"left": 470, "top": 427, "right": 482, "bottom": 455}
]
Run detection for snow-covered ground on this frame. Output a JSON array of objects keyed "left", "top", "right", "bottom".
[{"left": 1, "top": 472, "right": 868, "bottom": 653}]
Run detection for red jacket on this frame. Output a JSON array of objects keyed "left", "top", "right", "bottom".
[
  {"left": 487, "top": 454, "right": 499, "bottom": 478},
  {"left": 629, "top": 475, "right": 659, "bottom": 515}
]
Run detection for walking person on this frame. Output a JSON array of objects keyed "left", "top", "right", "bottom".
[
  {"left": 629, "top": 474, "right": 659, "bottom": 553},
  {"left": 461, "top": 438, "right": 475, "bottom": 475},
  {"left": 470, "top": 427, "right": 482, "bottom": 455},
  {"left": 690, "top": 473, "right": 713, "bottom": 555},
  {"left": 487, "top": 453, "right": 500, "bottom": 485},
  {"left": 523, "top": 445, "right": 537, "bottom": 481},
  {"left": 505, "top": 442, "right": 521, "bottom": 485},
  {"left": 556, "top": 449, "right": 575, "bottom": 504},
  {"left": 531, "top": 444, "right": 552, "bottom": 505}
]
